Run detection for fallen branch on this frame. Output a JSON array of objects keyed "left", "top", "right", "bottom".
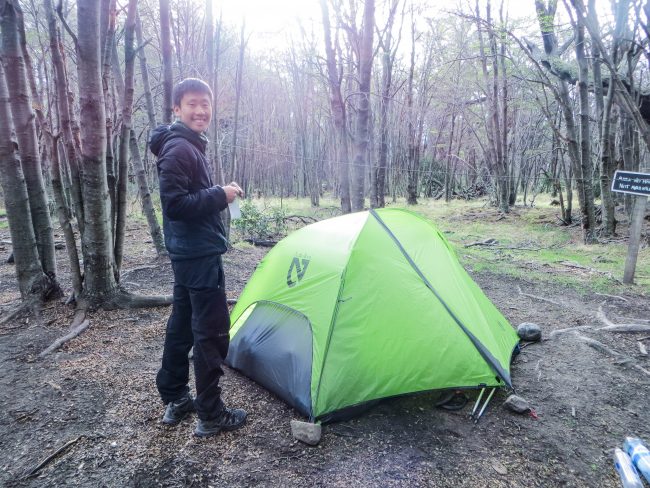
[
  {"left": 22, "top": 436, "right": 83, "bottom": 479},
  {"left": 557, "top": 261, "right": 620, "bottom": 282},
  {"left": 464, "top": 238, "right": 497, "bottom": 248},
  {"left": 596, "top": 305, "right": 650, "bottom": 333},
  {"left": 39, "top": 309, "right": 88, "bottom": 357},
  {"left": 244, "top": 238, "right": 277, "bottom": 247},
  {"left": 284, "top": 215, "right": 318, "bottom": 225},
  {"left": 517, "top": 286, "right": 561, "bottom": 306},
  {"left": 594, "top": 292, "right": 628, "bottom": 302}
]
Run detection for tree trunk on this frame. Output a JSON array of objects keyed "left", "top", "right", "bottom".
[
  {"left": 130, "top": 130, "right": 165, "bottom": 255},
  {"left": 534, "top": 1, "right": 583, "bottom": 219},
  {"left": 320, "top": 0, "right": 351, "bottom": 214},
  {"left": 51, "top": 137, "right": 83, "bottom": 296},
  {"left": 231, "top": 20, "right": 246, "bottom": 181},
  {"left": 211, "top": 9, "right": 225, "bottom": 185},
  {"left": 135, "top": 13, "right": 157, "bottom": 130},
  {"left": 101, "top": 0, "right": 117, "bottom": 238},
  {"left": 76, "top": 0, "right": 119, "bottom": 303},
  {"left": 350, "top": 0, "right": 374, "bottom": 212},
  {"left": 1, "top": 0, "right": 57, "bottom": 277},
  {"left": 405, "top": 8, "right": 418, "bottom": 205},
  {"left": 573, "top": 10, "right": 597, "bottom": 243},
  {"left": 0, "top": 63, "right": 49, "bottom": 299},
  {"left": 444, "top": 112, "right": 456, "bottom": 203},
  {"left": 114, "top": 0, "right": 139, "bottom": 275},
  {"left": 375, "top": 28, "right": 394, "bottom": 209},
  {"left": 45, "top": 0, "right": 85, "bottom": 236},
  {"left": 599, "top": 82, "right": 617, "bottom": 235},
  {"left": 159, "top": 0, "right": 173, "bottom": 124},
  {"left": 476, "top": 0, "right": 503, "bottom": 210}
]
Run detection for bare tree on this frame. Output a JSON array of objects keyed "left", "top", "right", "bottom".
[
  {"left": 135, "top": 12, "right": 157, "bottom": 130},
  {"left": 159, "top": 0, "right": 173, "bottom": 123},
  {"left": 1, "top": 0, "right": 57, "bottom": 277},
  {"left": 320, "top": 0, "right": 351, "bottom": 213},
  {"left": 570, "top": 1, "right": 597, "bottom": 242},
  {"left": 114, "top": 0, "right": 139, "bottom": 274},
  {"left": 348, "top": 0, "right": 375, "bottom": 211},
  {"left": 373, "top": 0, "right": 401, "bottom": 208},
  {"left": 0, "top": 63, "right": 51, "bottom": 300}
]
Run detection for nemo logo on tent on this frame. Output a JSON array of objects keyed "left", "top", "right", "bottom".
[{"left": 287, "top": 257, "right": 310, "bottom": 287}]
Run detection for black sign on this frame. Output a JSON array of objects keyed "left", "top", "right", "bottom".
[
  {"left": 287, "top": 257, "right": 310, "bottom": 287},
  {"left": 611, "top": 170, "right": 650, "bottom": 196}
]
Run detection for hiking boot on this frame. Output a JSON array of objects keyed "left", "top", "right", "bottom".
[
  {"left": 162, "top": 394, "right": 195, "bottom": 425},
  {"left": 194, "top": 407, "right": 247, "bottom": 437}
]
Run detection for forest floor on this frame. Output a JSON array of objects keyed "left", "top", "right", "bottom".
[{"left": 0, "top": 198, "right": 649, "bottom": 487}]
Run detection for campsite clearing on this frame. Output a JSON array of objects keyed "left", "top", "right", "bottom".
[{"left": 0, "top": 200, "right": 648, "bottom": 487}]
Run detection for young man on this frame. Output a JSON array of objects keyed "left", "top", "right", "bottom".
[{"left": 150, "top": 78, "right": 246, "bottom": 437}]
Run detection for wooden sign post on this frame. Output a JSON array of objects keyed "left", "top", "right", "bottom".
[{"left": 611, "top": 170, "right": 650, "bottom": 284}]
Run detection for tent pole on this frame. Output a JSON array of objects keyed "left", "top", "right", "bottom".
[
  {"left": 474, "top": 388, "right": 497, "bottom": 423},
  {"left": 470, "top": 388, "right": 486, "bottom": 418}
]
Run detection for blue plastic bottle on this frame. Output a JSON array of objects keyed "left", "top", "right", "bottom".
[
  {"left": 624, "top": 437, "right": 650, "bottom": 484},
  {"left": 614, "top": 448, "right": 644, "bottom": 488}
]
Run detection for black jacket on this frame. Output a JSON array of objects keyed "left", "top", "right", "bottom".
[{"left": 150, "top": 122, "right": 228, "bottom": 261}]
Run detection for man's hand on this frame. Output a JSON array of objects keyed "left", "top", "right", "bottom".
[{"left": 223, "top": 182, "right": 244, "bottom": 203}]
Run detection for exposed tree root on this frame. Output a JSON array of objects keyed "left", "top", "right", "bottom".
[
  {"left": 548, "top": 325, "right": 593, "bottom": 339},
  {"left": 517, "top": 286, "right": 561, "bottom": 306},
  {"left": 39, "top": 308, "right": 88, "bottom": 357},
  {"left": 574, "top": 333, "right": 623, "bottom": 357},
  {"left": 0, "top": 298, "right": 35, "bottom": 326},
  {"left": 596, "top": 305, "right": 650, "bottom": 333},
  {"left": 573, "top": 333, "right": 650, "bottom": 377}
]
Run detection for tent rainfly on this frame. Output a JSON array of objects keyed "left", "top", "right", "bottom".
[{"left": 226, "top": 208, "right": 519, "bottom": 422}]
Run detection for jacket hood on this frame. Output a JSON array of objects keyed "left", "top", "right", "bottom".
[
  {"left": 149, "top": 124, "right": 175, "bottom": 157},
  {"left": 149, "top": 122, "right": 208, "bottom": 157}
]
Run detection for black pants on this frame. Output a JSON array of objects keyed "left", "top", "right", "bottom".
[{"left": 156, "top": 254, "right": 230, "bottom": 421}]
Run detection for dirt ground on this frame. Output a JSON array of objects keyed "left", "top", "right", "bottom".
[{"left": 0, "top": 214, "right": 648, "bottom": 488}]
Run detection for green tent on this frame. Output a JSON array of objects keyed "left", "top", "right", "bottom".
[{"left": 226, "top": 208, "right": 519, "bottom": 421}]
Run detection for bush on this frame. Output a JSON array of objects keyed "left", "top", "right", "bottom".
[{"left": 232, "top": 200, "right": 287, "bottom": 240}]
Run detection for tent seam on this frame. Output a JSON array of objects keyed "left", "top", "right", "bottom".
[{"left": 311, "top": 212, "right": 371, "bottom": 418}]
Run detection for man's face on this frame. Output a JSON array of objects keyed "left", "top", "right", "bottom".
[{"left": 173, "top": 91, "right": 212, "bottom": 133}]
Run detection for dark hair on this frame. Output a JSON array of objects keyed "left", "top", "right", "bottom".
[{"left": 172, "top": 78, "right": 213, "bottom": 107}]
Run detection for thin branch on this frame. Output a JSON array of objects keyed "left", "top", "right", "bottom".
[
  {"left": 22, "top": 436, "right": 83, "bottom": 479},
  {"left": 55, "top": 0, "right": 78, "bottom": 51},
  {"left": 517, "top": 285, "right": 561, "bottom": 306}
]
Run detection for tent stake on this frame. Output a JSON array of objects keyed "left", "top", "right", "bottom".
[
  {"left": 470, "top": 388, "right": 486, "bottom": 418},
  {"left": 474, "top": 388, "right": 496, "bottom": 423}
]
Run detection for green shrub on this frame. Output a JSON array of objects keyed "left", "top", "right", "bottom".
[{"left": 233, "top": 200, "right": 287, "bottom": 240}]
